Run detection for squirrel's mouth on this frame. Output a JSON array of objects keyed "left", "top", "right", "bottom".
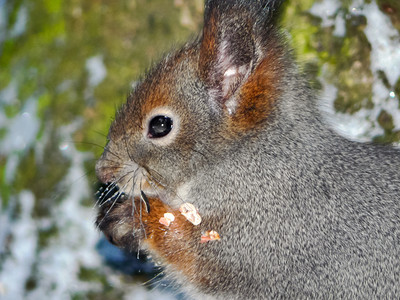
[
  {"left": 94, "top": 162, "right": 164, "bottom": 215},
  {"left": 95, "top": 182, "right": 126, "bottom": 206},
  {"left": 95, "top": 181, "right": 151, "bottom": 214}
]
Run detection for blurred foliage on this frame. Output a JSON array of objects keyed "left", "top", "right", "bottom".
[
  {"left": 377, "top": 0, "right": 400, "bottom": 31},
  {"left": 0, "top": 0, "right": 204, "bottom": 207},
  {"left": 284, "top": 1, "right": 375, "bottom": 114},
  {"left": 284, "top": 0, "right": 400, "bottom": 142}
]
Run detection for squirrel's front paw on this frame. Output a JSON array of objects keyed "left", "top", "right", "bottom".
[
  {"left": 95, "top": 192, "right": 201, "bottom": 252},
  {"left": 96, "top": 195, "right": 140, "bottom": 250}
]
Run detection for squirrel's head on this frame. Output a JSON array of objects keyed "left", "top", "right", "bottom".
[{"left": 96, "top": 0, "right": 287, "bottom": 203}]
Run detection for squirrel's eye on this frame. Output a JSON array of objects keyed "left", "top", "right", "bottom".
[{"left": 148, "top": 115, "right": 173, "bottom": 138}]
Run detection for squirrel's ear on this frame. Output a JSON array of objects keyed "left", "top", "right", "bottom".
[{"left": 199, "top": 0, "right": 285, "bottom": 114}]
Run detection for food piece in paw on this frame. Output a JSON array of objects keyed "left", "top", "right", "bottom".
[
  {"left": 159, "top": 212, "right": 175, "bottom": 227},
  {"left": 179, "top": 203, "right": 202, "bottom": 225},
  {"left": 200, "top": 230, "right": 221, "bottom": 243}
]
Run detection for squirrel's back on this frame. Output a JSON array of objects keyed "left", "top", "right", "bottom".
[{"left": 183, "top": 91, "right": 400, "bottom": 297}]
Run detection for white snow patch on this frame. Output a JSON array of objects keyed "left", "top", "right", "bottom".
[
  {"left": 24, "top": 124, "right": 102, "bottom": 300},
  {"left": 9, "top": 5, "right": 27, "bottom": 38},
  {"left": 0, "top": 3, "right": 28, "bottom": 43},
  {"left": 0, "top": 80, "right": 18, "bottom": 132},
  {"left": 333, "top": 11, "right": 346, "bottom": 37},
  {"left": 85, "top": 55, "right": 107, "bottom": 87},
  {"left": 359, "top": 1, "right": 400, "bottom": 132},
  {"left": 0, "top": 96, "right": 40, "bottom": 182},
  {"left": 0, "top": 198, "right": 17, "bottom": 254},
  {"left": 0, "top": 97, "right": 40, "bottom": 155},
  {"left": 0, "top": 80, "right": 18, "bottom": 107},
  {"left": 4, "top": 154, "right": 19, "bottom": 183},
  {"left": 362, "top": 1, "right": 400, "bottom": 87},
  {"left": 319, "top": 67, "right": 383, "bottom": 142},
  {"left": 319, "top": 80, "right": 365, "bottom": 142},
  {"left": 317, "top": 0, "right": 400, "bottom": 141},
  {"left": 0, "top": 0, "right": 8, "bottom": 44},
  {"left": 310, "top": 0, "right": 346, "bottom": 37},
  {"left": 0, "top": 191, "right": 38, "bottom": 300},
  {"left": 310, "top": 0, "right": 347, "bottom": 37}
]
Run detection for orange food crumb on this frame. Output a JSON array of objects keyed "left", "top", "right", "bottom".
[
  {"left": 200, "top": 230, "right": 221, "bottom": 243},
  {"left": 159, "top": 212, "right": 175, "bottom": 227}
]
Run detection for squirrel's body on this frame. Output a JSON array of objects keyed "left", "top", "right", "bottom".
[{"left": 95, "top": 1, "right": 400, "bottom": 298}]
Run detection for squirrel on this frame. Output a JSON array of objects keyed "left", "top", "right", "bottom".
[{"left": 95, "top": 0, "right": 400, "bottom": 298}]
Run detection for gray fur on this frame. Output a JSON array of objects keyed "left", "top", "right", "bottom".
[
  {"left": 95, "top": 0, "right": 400, "bottom": 298},
  {"left": 183, "top": 74, "right": 400, "bottom": 298}
]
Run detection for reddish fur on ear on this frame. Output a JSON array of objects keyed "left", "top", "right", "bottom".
[
  {"left": 198, "top": 0, "right": 284, "bottom": 133},
  {"left": 228, "top": 44, "right": 284, "bottom": 134},
  {"left": 199, "top": 6, "right": 218, "bottom": 85},
  {"left": 199, "top": 3, "right": 255, "bottom": 106}
]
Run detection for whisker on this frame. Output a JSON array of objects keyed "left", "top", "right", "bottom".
[
  {"left": 141, "top": 269, "right": 165, "bottom": 288},
  {"left": 127, "top": 167, "right": 150, "bottom": 248},
  {"left": 138, "top": 191, "right": 148, "bottom": 241},
  {"left": 143, "top": 167, "right": 168, "bottom": 188},
  {"left": 145, "top": 170, "right": 186, "bottom": 205},
  {"left": 129, "top": 169, "right": 149, "bottom": 245},
  {"left": 96, "top": 181, "right": 119, "bottom": 208},
  {"left": 98, "top": 172, "right": 135, "bottom": 207},
  {"left": 96, "top": 178, "right": 132, "bottom": 228},
  {"left": 64, "top": 140, "right": 107, "bottom": 150},
  {"left": 95, "top": 168, "right": 136, "bottom": 208},
  {"left": 96, "top": 195, "right": 120, "bottom": 228},
  {"left": 102, "top": 147, "right": 123, "bottom": 161},
  {"left": 191, "top": 147, "right": 210, "bottom": 163},
  {"left": 121, "top": 120, "right": 135, "bottom": 162},
  {"left": 93, "top": 129, "right": 108, "bottom": 139},
  {"left": 98, "top": 158, "right": 131, "bottom": 167}
]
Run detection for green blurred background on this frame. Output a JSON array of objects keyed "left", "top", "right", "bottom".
[{"left": 0, "top": 0, "right": 399, "bottom": 299}]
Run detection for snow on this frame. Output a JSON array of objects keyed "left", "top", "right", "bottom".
[
  {"left": 310, "top": 0, "right": 346, "bottom": 37},
  {"left": 361, "top": 1, "right": 400, "bottom": 131},
  {"left": 85, "top": 55, "right": 108, "bottom": 102},
  {"left": 85, "top": 55, "right": 107, "bottom": 87},
  {"left": 0, "top": 93, "right": 39, "bottom": 154},
  {"left": 0, "top": 0, "right": 8, "bottom": 44},
  {"left": 0, "top": 80, "right": 18, "bottom": 107},
  {"left": 362, "top": 2, "right": 400, "bottom": 87},
  {"left": 0, "top": 115, "right": 178, "bottom": 299},
  {"left": 0, "top": 96, "right": 40, "bottom": 182},
  {"left": 9, "top": 5, "right": 28, "bottom": 38},
  {"left": 312, "top": 0, "right": 400, "bottom": 141},
  {"left": 0, "top": 3, "right": 28, "bottom": 44},
  {"left": 0, "top": 191, "right": 38, "bottom": 300},
  {"left": 0, "top": 97, "right": 40, "bottom": 154},
  {"left": 23, "top": 124, "right": 103, "bottom": 300}
]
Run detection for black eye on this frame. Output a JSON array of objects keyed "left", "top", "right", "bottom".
[{"left": 148, "top": 115, "right": 173, "bottom": 138}]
